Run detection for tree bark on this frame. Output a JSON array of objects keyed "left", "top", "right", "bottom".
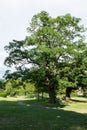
[
  {"left": 37, "top": 89, "right": 40, "bottom": 100},
  {"left": 41, "top": 91, "right": 44, "bottom": 99},
  {"left": 48, "top": 86, "right": 56, "bottom": 104},
  {"left": 65, "top": 87, "right": 73, "bottom": 100}
]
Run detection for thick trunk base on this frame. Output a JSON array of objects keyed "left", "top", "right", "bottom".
[
  {"left": 48, "top": 87, "right": 56, "bottom": 104},
  {"left": 65, "top": 87, "right": 73, "bottom": 100}
]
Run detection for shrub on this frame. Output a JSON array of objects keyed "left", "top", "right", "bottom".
[{"left": 0, "top": 92, "right": 7, "bottom": 97}]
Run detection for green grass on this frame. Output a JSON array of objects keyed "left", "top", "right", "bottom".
[
  {"left": 63, "top": 97, "right": 87, "bottom": 113},
  {"left": 0, "top": 96, "right": 87, "bottom": 130}
]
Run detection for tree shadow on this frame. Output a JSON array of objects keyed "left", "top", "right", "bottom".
[
  {"left": 0, "top": 99, "right": 87, "bottom": 130},
  {"left": 71, "top": 98, "right": 87, "bottom": 103},
  {"left": 23, "top": 98, "right": 66, "bottom": 108}
]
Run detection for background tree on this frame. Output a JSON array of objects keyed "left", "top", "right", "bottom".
[
  {"left": 4, "top": 11, "right": 87, "bottom": 103},
  {"left": 4, "top": 70, "right": 36, "bottom": 97},
  {"left": 0, "top": 79, "right": 6, "bottom": 97},
  {"left": 0, "top": 79, "right": 5, "bottom": 90}
]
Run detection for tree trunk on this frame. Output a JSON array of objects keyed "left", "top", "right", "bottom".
[
  {"left": 65, "top": 87, "right": 73, "bottom": 100},
  {"left": 48, "top": 86, "right": 56, "bottom": 104},
  {"left": 37, "top": 89, "right": 40, "bottom": 100},
  {"left": 41, "top": 91, "right": 44, "bottom": 100}
]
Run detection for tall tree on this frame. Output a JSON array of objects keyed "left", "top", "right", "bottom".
[{"left": 4, "top": 11, "right": 86, "bottom": 103}]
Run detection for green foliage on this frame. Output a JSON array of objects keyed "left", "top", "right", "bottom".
[
  {"left": 0, "top": 79, "right": 5, "bottom": 89},
  {"left": 0, "top": 91, "right": 7, "bottom": 97},
  {"left": 4, "top": 11, "right": 87, "bottom": 103},
  {"left": 25, "top": 82, "right": 36, "bottom": 95},
  {"left": 17, "top": 86, "right": 25, "bottom": 96},
  {"left": 4, "top": 77, "right": 36, "bottom": 97},
  {"left": 5, "top": 81, "right": 13, "bottom": 95}
]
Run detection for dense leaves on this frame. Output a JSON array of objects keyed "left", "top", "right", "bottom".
[{"left": 4, "top": 11, "right": 87, "bottom": 103}]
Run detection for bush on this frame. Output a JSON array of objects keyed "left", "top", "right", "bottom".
[
  {"left": 0, "top": 92, "right": 7, "bottom": 97},
  {"left": 10, "top": 91, "right": 16, "bottom": 97}
]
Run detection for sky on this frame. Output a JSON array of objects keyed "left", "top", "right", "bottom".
[{"left": 0, "top": 0, "right": 87, "bottom": 78}]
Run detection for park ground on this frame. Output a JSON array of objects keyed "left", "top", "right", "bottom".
[{"left": 0, "top": 96, "right": 87, "bottom": 130}]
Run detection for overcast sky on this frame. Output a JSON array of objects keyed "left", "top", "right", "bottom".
[{"left": 0, "top": 0, "right": 87, "bottom": 78}]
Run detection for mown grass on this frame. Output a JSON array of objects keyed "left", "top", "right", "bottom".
[
  {"left": 63, "top": 97, "right": 87, "bottom": 114},
  {"left": 0, "top": 96, "right": 87, "bottom": 130}
]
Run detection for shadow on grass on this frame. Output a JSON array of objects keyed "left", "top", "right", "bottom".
[
  {"left": 23, "top": 98, "right": 66, "bottom": 109},
  {"left": 71, "top": 98, "right": 87, "bottom": 103},
  {"left": 0, "top": 99, "right": 87, "bottom": 130}
]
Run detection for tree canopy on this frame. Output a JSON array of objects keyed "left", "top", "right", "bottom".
[{"left": 4, "top": 11, "right": 87, "bottom": 103}]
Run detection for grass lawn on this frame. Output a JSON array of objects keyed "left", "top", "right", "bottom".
[{"left": 0, "top": 96, "right": 87, "bottom": 130}]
